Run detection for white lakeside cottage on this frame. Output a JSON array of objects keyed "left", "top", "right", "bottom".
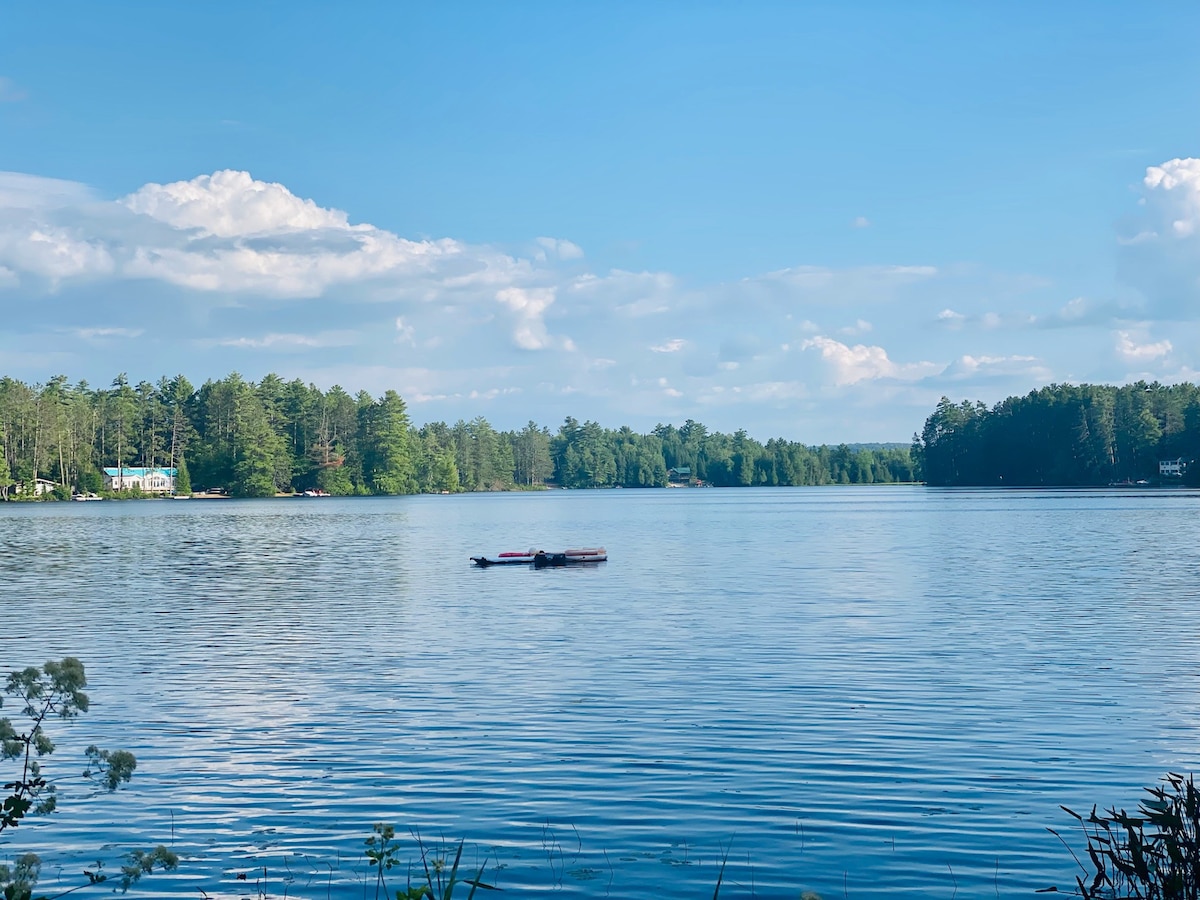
[
  {"left": 1158, "top": 458, "right": 1188, "bottom": 478},
  {"left": 103, "top": 467, "right": 178, "bottom": 493}
]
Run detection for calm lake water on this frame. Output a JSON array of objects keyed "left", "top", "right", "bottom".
[{"left": 3, "top": 487, "right": 1200, "bottom": 898}]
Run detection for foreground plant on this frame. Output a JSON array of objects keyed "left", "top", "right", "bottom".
[
  {"left": 366, "top": 823, "right": 497, "bottom": 900},
  {"left": 1, "top": 658, "right": 177, "bottom": 899},
  {"left": 1045, "top": 772, "right": 1200, "bottom": 898}
]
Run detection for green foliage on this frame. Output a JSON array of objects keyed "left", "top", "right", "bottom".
[
  {"left": 363, "top": 391, "right": 415, "bottom": 494},
  {"left": 118, "top": 845, "right": 179, "bottom": 892},
  {"left": 1048, "top": 772, "right": 1200, "bottom": 898},
  {"left": 366, "top": 826, "right": 496, "bottom": 900},
  {"left": 76, "top": 468, "right": 102, "bottom": 493},
  {"left": 917, "top": 382, "right": 1200, "bottom": 486},
  {"left": 174, "top": 453, "right": 191, "bottom": 494},
  {"left": 0, "top": 443, "right": 10, "bottom": 499},
  {"left": 83, "top": 745, "right": 136, "bottom": 791},
  {"left": 0, "top": 852, "right": 40, "bottom": 900},
  {"left": 0, "top": 659, "right": 172, "bottom": 900},
  {"left": 232, "top": 388, "right": 288, "bottom": 497},
  {"left": 0, "top": 370, "right": 920, "bottom": 497},
  {"left": 1, "top": 659, "right": 88, "bottom": 832}
]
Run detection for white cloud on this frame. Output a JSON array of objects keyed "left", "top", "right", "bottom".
[
  {"left": 0, "top": 225, "right": 115, "bottom": 282},
  {"left": 1143, "top": 158, "right": 1200, "bottom": 237},
  {"left": 0, "top": 169, "right": 478, "bottom": 296},
  {"left": 395, "top": 317, "right": 416, "bottom": 346},
  {"left": 569, "top": 269, "right": 679, "bottom": 317},
  {"left": 838, "top": 318, "right": 872, "bottom": 336},
  {"left": 1119, "top": 158, "right": 1200, "bottom": 319},
  {"left": 0, "top": 172, "right": 96, "bottom": 209},
  {"left": 650, "top": 338, "right": 686, "bottom": 353},
  {"left": 934, "top": 298, "right": 1111, "bottom": 332},
  {"left": 1115, "top": 330, "right": 1172, "bottom": 362},
  {"left": 756, "top": 263, "right": 937, "bottom": 291},
  {"left": 936, "top": 308, "right": 966, "bottom": 327},
  {"left": 219, "top": 331, "right": 357, "bottom": 350},
  {"left": 800, "top": 336, "right": 938, "bottom": 385},
  {"left": 852, "top": 216, "right": 870, "bottom": 229},
  {"left": 941, "top": 354, "right": 1049, "bottom": 380},
  {"left": 1059, "top": 297, "right": 1087, "bottom": 320},
  {"left": 655, "top": 377, "right": 683, "bottom": 398},
  {"left": 496, "top": 286, "right": 569, "bottom": 351},
  {"left": 123, "top": 170, "right": 350, "bottom": 237},
  {"left": 535, "top": 237, "right": 584, "bottom": 260},
  {"left": 72, "top": 327, "right": 144, "bottom": 340},
  {"left": 0, "top": 165, "right": 1136, "bottom": 442}
]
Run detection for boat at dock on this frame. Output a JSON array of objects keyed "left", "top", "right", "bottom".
[{"left": 471, "top": 548, "right": 607, "bottom": 568}]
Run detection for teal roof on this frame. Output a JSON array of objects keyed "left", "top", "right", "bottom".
[{"left": 103, "top": 467, "right": 177, "bottom": 477}]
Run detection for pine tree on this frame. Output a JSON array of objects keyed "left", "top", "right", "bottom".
[{"left": 174, "top": 454, "right": 191, "bottom": 495}]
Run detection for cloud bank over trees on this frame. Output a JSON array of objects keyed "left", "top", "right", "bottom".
[{"left": 0, "top": 161, "right": 1198, "bottom": 441}]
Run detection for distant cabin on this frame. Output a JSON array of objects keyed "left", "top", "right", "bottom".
[
  {"left": 1159, "top": 458, "right": 1188, "bottom": 478},
  {"left": 103, "top": 467, "right": 178, "bottom": 493},
  {"left": 668, "top": 466, "right": 692, "bottom": 483},
  {"left": 12, "top": 477, "right": 59, "bottom": 496}
]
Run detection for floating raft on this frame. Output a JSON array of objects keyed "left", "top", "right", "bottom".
[{"left": 471, "top": 548, "right": 607, "bottom": 568}]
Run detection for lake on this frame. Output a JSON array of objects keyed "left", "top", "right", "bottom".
[{"left": 3, "top": 486, "right": 1200, "bottom": 898}]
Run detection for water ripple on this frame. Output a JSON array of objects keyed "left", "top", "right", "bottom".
[{"left": 3, "top": 487, "right": 1200, "bottom": 898}]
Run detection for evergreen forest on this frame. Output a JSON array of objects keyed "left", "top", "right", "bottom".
[
  {"left": 0, "top": 373, "right": 917, "bottom": 498},
  {"left": 916, "top": 381, "right": 1200, "bottom": 486}
]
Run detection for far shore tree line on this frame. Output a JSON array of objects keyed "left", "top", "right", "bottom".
[
  {"left": 915, "top": 380, "right": 1200, "bottom": 486},
  {"left": 0, "top": 373, "right": 917, "bottom": 499}
]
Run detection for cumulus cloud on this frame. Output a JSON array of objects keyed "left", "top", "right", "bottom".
[
  {"left": 0, "top": 164, "right": 1149, "bottom": 441},
  {"left": 0, "top": 224, "right": 115, "bottom": 282},
  {"left": 123, "top": 170, "right": 351, "bottom": 237},
  {"left": 1119, "top": 158, "right": 1200, "bottom": 319},
  {"left": 0, "top": 169, "right": 487, "bottom": 297},
  {"left": 852, "top": 216, "right": 871, "bottom": 228},
  {"left": 1115, "top": 330, "right": 1172, "bottom": 362},
  {"left": 1142, "top": 159, "right": 1200, "bottom": 237},
  {"left": 117, "top": 171, "right": 473, "bottom": 297},
  {"left": 800, "top": 336, "right": 938, "bottom": 385},
  {"left": 496, "top": 286, "right": 571, "bottom": 351}
]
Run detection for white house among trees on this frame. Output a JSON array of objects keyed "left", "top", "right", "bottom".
[
  {"left": 11, "top": 477, "right": 60, "bottom": 496},
  {"left": 103, "top": 467, "right": 177, "bottom": 493},
  {"left": 1158, "top": 458, "right": 1188, "bottom": 477}
]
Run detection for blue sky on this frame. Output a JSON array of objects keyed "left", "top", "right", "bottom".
[{"left": 2, "top": 2, "right": 1199, "bottom": 441}]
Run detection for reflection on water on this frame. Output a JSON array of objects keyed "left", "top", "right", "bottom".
[{"left": 3, "top": 487, "right": 1200, "bottom": 898}]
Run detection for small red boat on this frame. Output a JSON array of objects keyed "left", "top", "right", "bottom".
[{"left": 471, "top": 548, "right": 607, "bottom": 567}]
